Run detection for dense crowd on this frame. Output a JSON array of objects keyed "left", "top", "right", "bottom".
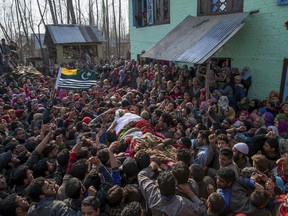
[{"left": 0, "top": 55, "right": 288, "bottom": 216}]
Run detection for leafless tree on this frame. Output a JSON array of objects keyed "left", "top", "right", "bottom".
[
  {"left": 67, "top": 0, "right": 76, "bottom": 24},
  {"left": 96, "top": 0, "right": 99, "bottom": 27},
  {"left": 48, "top": 0, "right": 58, "bottom": 24},
  {"left": 102, "top": 0, "right": 106, "bottom": 41},
  {"left": 118, "top": 0, "right": 122, "bottom": 56},
  {"left": 58, "top": 0, "right": 64, "bottom": 24},
  {"left": 16, "top": 0, "right": 30, "bottom": 52},
  {"left": 112, "top": 0, "right": 118, "bottom": 56},
  {"left": 77, "top": 0, "right": 81, "bottom": 24},
  {"left": 105, "top": 0, "right": 110, "bottom": 57},
  {"left": 88, "top": 0, "right": 95, "bottom": 25},
  {"left": 36, "top": 0, "right": 49, "bottom": 63},
  {"left": 0, "top": 0, "right": 129, "bottom": 61}
]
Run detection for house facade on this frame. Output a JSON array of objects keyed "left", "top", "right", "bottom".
[
  {"left": 129, "top": 0, "right": 288, "bottom": 100},
  {"left": 44, "top": 24, "right": 105, "bottom": 65},
  {"left": 26, "top": 34, "right": 48, "bottom": 66}
]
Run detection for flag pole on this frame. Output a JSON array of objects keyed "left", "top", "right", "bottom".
[{"left": 55, "top": 67, "right": 62, "bottom": 90}]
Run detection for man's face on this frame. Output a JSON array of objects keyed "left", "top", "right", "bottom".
[
  {"left": 81, "top": 206, "right": 100, "bottom": 216},
  {"left": 10, "top": 153, "right": 20, "bottom": 165},
  {"left": 197, "top": 133, "right": 203, "bottom": 145},
  {"left": 159, "top": 92, "right": 165, "bottom": 100},
  {"left": 16, "top": 129, "right": 25, "bottom": 140},
  {"left": 263, "top": 142, "right": 273, "bottom": 153},
  {"left": 192, "top": 124, "right": 199, "bottom": 135},
  {"left": 0, "top": 174, "right": 7, "bottom": 190},
  {"left": 166, "top": 103, "right": 174, "bottom": 112},
  {"left": 219, "top": 155, "right": 232, "bottom": 167},
  {"left": 174, "top": 129, "right": 183, "bottom": 140},
  {"left": 158, "top": 117, "right": 164, "bottom": 128},
  {"left": 49, "top": 147, "right": 59, "bottom": 158},
  {"left": 232, "top": 147, "right": 240, "bottom": 162},
  {"left": 26, "top": 170, "right": 34, "bottom": 184},
  {"left": 42, "top": 180, "right": 57, "bottom": 196},
  {"left": 152, "top": 112, "right": 159, "bottom": 120},
  {"left": 221, "top": 120, "right": 230, "bottom": 129},
  {"left": 16, "top": 195, "right": 30, "bottom": 212},
  {"left": 216, "top": 176, "right": 231, "bottom": 189},
  {"left": 217, "top": 140, "right": 228, "bottom": 150}
]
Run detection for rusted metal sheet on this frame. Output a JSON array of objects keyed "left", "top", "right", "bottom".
[
  {"left": 141, "top": 12, "right": 249, "bottom": 64},
  {"left": 46, "top": 25, "right": 106, "bottom": 45}
]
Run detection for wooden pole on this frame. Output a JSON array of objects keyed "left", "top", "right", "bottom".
[{"left": 205, "top": 60, "right": 211, "bottom": 101}]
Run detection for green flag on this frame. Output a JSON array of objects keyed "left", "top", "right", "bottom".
[{"left": 56, "top": 68, "right": 98, "bottom": 90}]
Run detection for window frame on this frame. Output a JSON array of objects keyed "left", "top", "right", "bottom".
[
  {"left": 154, "top": 0, "right": 170, "bottom": 25},
  {"left": 197, "top": 0, "right": 244, "bottom": 16},
  {"left": 132, "top": 0, "right": 170, "bottom": 28},
  {"left": 277, "top": 0, "right": 288, "bottom": 5}
]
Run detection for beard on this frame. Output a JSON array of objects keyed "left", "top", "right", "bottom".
[
  {"left": 20, "top": 201, "right": 30, "bottom": 212},
  {"left": 233, "top": 154, "right": 240, "bottom": 163}
]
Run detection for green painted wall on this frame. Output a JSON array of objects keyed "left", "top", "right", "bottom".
[
  {"left": 129, "top": 0, "right": 197, "bottom": 58},
  {"left": 214, "top": 0, "right": 288, "bottom": 99},
  {"left": 129, "top": 0, "right": 288, "bottom": 99}
]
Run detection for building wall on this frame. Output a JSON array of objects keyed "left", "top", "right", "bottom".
[
  {"left": 56, "top": 45, "right": 63, "bottom": 64},
  {"left": 129, "top": 0, "right": 197, "bottom": 59},
  {"left": 129, "top": 0, "right": 288, "bottom": 99},
  {"left": 214, "top": 0, "right": 288, "bottom": 99}
]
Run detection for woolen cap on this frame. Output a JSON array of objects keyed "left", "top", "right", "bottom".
[{"left": 234, "top": 142, "right": 249, "bottom": 155}]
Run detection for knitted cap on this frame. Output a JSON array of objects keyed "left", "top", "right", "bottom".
[{"left": 234, "top": 142, "right": 249, "bottom": 155}]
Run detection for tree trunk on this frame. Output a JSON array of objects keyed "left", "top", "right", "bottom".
[
  {"left": 37, "top": 0, "right": 47, "bottom": 26},
  {"left": 36, "top": 0, "right": 48, "bottom": 64},
  {"left": 96, "top": 0, "right": 99, "bottom": 27},
  {"left": 112, "top": 0, "right": 118, "bottom": 56},
  {"left": 67, "top": 0, "right": 76, "bottom": 24},
  {"left": 16, "top": 0, "right": 30, "bottom": 52},
  {"left": 88, "top": 0, "right": 95, "bottom": 25},
  {"left": 78, "top": 0, "right": 81, "bottom": 24},
  {"left": 102, "top": 0, "right": 106, "bottom": 57},
  {"left": 118, "top": 0, "right": 121, "bottom": 57},
  {"left": 67, "top": 0, "right": 70, "bottom": 23},
  {"left": 14, "top": 0, "right": 24, "bottom": 62},
  {"left": 105, "top": 0, "right": 110, "bottom": 58},
  {"left": 52, "top": 0, "right": 58, "bottom": 24},
  {"left": 3, "top": 5, "right": 13, "bottom": 40},
  {"left": 10, "top": 4, "right": 18, "bottom": 40},
  {"left": 0, "top": 22, "right": 11, "bottom": 41},
  {"left": 48, "top": 0, "right": 57, "bottom": 24},
  {"left": 58, "top": 0, "right": 63, "bottom": 23}
]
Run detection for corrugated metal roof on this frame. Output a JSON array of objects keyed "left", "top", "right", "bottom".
[
  {"left": 31, "top": 34, "right": 47, "bottom": 49},
  {"left": 141, "top": 13, "right": 249, "bottom": 64},
  {"left": 46, "top": 24, "right": 106, "bottom": 44}
]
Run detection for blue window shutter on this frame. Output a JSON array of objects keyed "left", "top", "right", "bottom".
[
  {"left": 146, "top": 0, "right": 154, "bottom": 25},
  {"left": 132, "top": 0, "right": 139, "bottom": 26},
  {"left": 141, "top": 0, "right": 145, "bottom": 26},
  {"left": 278, "top": 0, "right": 288, "bottom": 5}
]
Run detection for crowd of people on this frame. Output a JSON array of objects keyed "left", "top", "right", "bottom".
[{"left": 0, "top": 56, "right": 288, "bottom": 216}]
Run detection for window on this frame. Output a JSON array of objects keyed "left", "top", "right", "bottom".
[
  {"left": 277, "top": 0, "right": 288, "bottom": 5},
  {"left": 198, "top": 0, "right": 243, "bottom": 16},
  {"left": 132, "top": 0, "right": 170, "bottom": 27}
]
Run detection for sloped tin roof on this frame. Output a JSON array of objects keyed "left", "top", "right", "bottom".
[
  {"left": 46, "top": 24, "right": 106, "bottom": 44},
  {"left": 141, "top": 12, "right": 249, "bottom": 64},
  {"left": 31, "top": 33, "right": 47, "bottom": 49}
]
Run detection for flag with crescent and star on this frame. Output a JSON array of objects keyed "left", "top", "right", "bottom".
[{"left": 55, "top": 68, "right": 99, "bottom": 90}]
